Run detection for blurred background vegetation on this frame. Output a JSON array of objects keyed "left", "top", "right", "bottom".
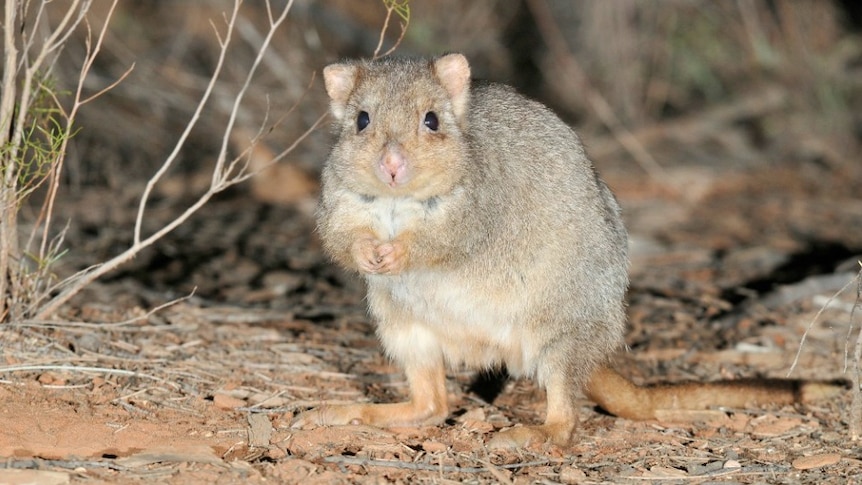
[
  {"left": 7, "top": 0, "right": 858, "bottom": 311},
  {"left": 47, "top": 0, "right": 859, "bottom": 191}
]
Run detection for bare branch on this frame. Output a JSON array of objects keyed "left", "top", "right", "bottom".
[
  {"left": 35, "top": 0, "right": 307, "bottom": 320},
  {"left": 80, "top": 62, "right": 135, "bottom": 106},
  {"left": 0, "top": 364, "right": 180, "bottom": 389},
  {"left": 1, "top": 2, "right": 19, "bottom": 141},
  {"left": 787, "top": 271, "right": 860, "bottom": 377},
  {"left": 322, "top": 455, "right": 550, "bottom": 474},
  {"left": 383, "top": 22, "right": 409, "bottom": 57},
  {"left": 39, "top": 0, "right": 123, "bottom": 262},
  {"left": 40, "top": 0, "right": 91, "bottom": 58},
  {"left": 378, "top": 21, "right": 409, "bottom": 59},
  {"left": 373, "top": 1, "right": 410, "bottom": 59},
  {"left": 18, "top": 290, "right": 195, "bottom": 330},
  {"left": 849, "top": 262, "right": 862, "bottom": 439},
  {"left": 212, "top": 0, "right": 295, "bottom": 186},
  {"left": 265, "top": 0, "right": 274, "bottom": 26},
  {"left": 134, "top": 0, "right": 242, "bottom": 245},
  {"left": 227, "top": 111, "right": 327, "bottom": 187},
  {"left": 373, "top": 4, "right": 395, "bottom": 59}
]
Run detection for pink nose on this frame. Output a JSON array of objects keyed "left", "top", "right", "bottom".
[
  {"left": 378, "top": 147, "right": 407, "bottom": 186},
  {"left": 382, "top": 151, "right": 403, "bottom": 179}
]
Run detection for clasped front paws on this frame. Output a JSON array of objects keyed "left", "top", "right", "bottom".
[{"left": 352, "top": 236, "right": 408, "bottom": 275}]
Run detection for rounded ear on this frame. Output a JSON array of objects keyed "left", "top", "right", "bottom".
[
  {"left": 323, "top": 63, "right": 359, "bottom": 120},
  {"left": 433, "top": 54, "right": 471, "bottom": 119}
]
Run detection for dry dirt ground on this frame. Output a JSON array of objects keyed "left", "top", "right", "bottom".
[{"left": 2, "top": 147, "right": 862, "bottom": 484}]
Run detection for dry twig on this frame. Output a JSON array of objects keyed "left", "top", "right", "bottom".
[
  {"left": 1, "top": 1, "right": 98, "bottom": 321},
  {"left": 787, "top": 268, "right": 860, "bottom": 377},
  {"left": 373, "top": 0, "right": 410, "bottom": 59},
  {"left": 31, "top": 0, "right": 312, "bottom": 320},
  {"left": 322, "top": 455, "right": 550, "bottom": 474},
  {"left": 0, "top": 364, "right": 180, "bottom": 389},
  {"left": 849, "top": 262, "right": 862, "bottom": 439}
]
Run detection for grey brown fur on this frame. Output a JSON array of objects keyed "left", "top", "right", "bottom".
[{"left": 291, "top": 53, "right": 835, "bottom": 448}]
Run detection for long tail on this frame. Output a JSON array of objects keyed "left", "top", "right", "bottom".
[{"left": 585, "top": 366, "right": 845, "bottom": 421}]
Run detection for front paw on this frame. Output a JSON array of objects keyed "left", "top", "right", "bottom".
[
  {"left": 373, "top": 241, "right": 408, "bottom": 274},
  {"left": 351, "top": 237, "right": 408, "bottom": 275},
  {"left": 351, "top": 237, "right": 384, "bottom": 274}
]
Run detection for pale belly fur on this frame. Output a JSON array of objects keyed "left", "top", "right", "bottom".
[{"left": 367, "top": 269, "right": 539, "bottom": 377}]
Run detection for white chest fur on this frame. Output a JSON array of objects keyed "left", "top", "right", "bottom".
[{"left": 364, "top": 196, "right": 427, "bottom": 240}]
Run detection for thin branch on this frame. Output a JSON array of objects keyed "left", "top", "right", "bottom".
[
  {"left": 265, "top": 0, "right": 274, "bottom": 26},
  {"left": 0, "top": 364, "right": 180, "bottom": 389},
  {"left": 322, "top": 455, "right": 550, "bottom": 474},
  {"left": 378, "top": 22, "right": 408, "bottom": 59},
  {"left": 373, "top": 1, "right": 410, "bottom": 59},
  {"left": 787, "top": 270, "right": 860, "bottom": 377},
  {"left": 134, "top": 1, "right": 242, "bottom": 245},
  {"left": 40, "top": 0, "right": 91, "bottom": 58},
  {"left": 846, "top": 262, "right": 862, "bottom": 372},
  {"left": 850, "top": 262, "right": 862, "bottom": 439},
  {"left": 0, "top": 0, "right": 21, "bottom": 320},
  {"left": 16, "top": 2, "right": 44, "bottom": 73},
  {"left": 372, "top": 5, "right": 395, "bottom": 58},
  {"left": 17, "top": 290, "right": 195, "bottom": 329},
  {"left": 17, "top": 1, "right": 86, "bottom": 75},
  {"left": 0, "top": 458, "right": 129, "bottom": 472},
  {"left": 39, "top": 0, "right": 123, "bottom": 261},
  {"left": 2, "top": 0, "right": 92, "bottom": 322},
  {"left": 17, "top": 1, "right": 91, "bottom": 154},
  {"left": 0, "top": 2, "right": 19, "bottom": 140},
  {"left": 212, "top": 0, "right": 295, "bottom": 186},
  {"left": 34, "top": 0, "right": 308, "bottom": 320},
  {"left": 227, "top": 111, "right": 327, "bottom": 186},
  {"left": 79, "top": 62, "right": 135, "bottom": 106},
  {"left": 224, "top": 71, "right": 322, "bottom": 180}
]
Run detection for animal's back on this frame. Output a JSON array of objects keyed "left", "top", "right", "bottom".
[{"left": 465, "top": 82, "right": 629, "bottom": 329}]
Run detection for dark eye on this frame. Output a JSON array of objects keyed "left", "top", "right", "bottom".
[
  {"left": 423, "top": 111, "right": 439, "bottom": 131},
  {"left": 357, "top": 111, "right": 370, "bottom": 132}
]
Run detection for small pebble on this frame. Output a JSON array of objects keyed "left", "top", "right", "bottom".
[
  {"left": 213, "top": 393, "right": 246, "bottom": 410},
  {"left": 421, "top": 440, "right": 447, "bottom": 453}
]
